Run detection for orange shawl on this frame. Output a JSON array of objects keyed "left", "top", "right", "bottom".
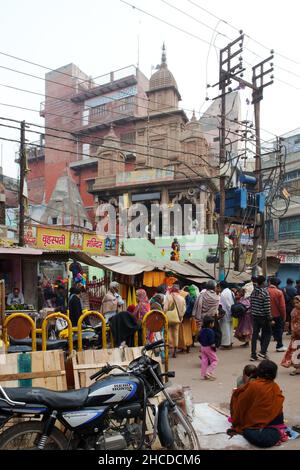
[{"left": 230, "top": 378, "right": 284, "bottom": 433}]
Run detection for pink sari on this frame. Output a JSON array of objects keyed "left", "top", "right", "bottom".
[{"left": 133, "top": 289, "right": 150, "bottom": 322}]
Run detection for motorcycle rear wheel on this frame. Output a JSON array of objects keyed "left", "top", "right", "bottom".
[
  {"left": 0, "top": 421, "right": 68, "bottom": 450},
  {"left": 168, "top": 407, "right": 200, "bottom": 450}
]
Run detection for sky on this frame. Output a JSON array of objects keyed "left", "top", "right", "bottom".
[{"left": 0, "top": 0, "right": 300, "bottom": 178}]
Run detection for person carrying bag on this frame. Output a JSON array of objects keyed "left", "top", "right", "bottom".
[{"left": 165, "top": 286, "right": 185, "bottom": 358}]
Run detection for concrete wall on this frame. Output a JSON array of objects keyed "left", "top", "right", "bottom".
[{"left": 22, "top": 258, "right": 38, "bottom": 308}]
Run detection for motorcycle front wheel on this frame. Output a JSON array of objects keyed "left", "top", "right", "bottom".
[
  {"left": 167, "top": 407, "right": 200, "bottom": 450},
  {"left": 0, "top": 421, "right": 68, "bottom": 450}
]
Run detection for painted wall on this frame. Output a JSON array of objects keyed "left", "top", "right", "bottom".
[{"left": 121, "top": 235, "right": 226, "bottom": 262}]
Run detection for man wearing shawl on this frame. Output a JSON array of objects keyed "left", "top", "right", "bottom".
[{"left": 193, "top": 280, "right": 220, "bottom": 321}]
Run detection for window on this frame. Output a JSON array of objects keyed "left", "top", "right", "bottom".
[
  {"left": 121, "top": 132, "right": 136, "bottom": 145},
  {"left": 86, "top": 179, "right": 95, "bottom": 191},
  {"left": 117, "top": 96, "right": 135, "bottom": 112},
  {"left": 90, "top": 104, "right": 107, "bottom": 118},
  {"left": 284, "top": 169, "right": 300, "bottom": 182},
  {"left": 82, "top": 143, "right": 90, "bottom": 159},
  {"left": 279, "top": 216, "right": 300, "bottom": 239},
  {"left": 52, "top": 217, "right": 57, "bottom": 225},
  {"left": 149, "top": 138, "right": 166, "bottom": 168}
]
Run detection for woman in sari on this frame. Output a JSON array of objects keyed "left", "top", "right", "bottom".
[
  {"left": 281, "top": 295, "right": 300, "bottom": 375},
  {"left": 165, "top": 284, "right": 186, "bottom": 358},
  {"left": 178, "top": 285, "right": 198, "bottom": 353},
  {"left": 229, "top": 360, "right": 286, "bottom": 447},
  {"left": 133, "top": 289, "right": 150, "bottom": 323},
  {"left": 233, "top": 288, "right": 253, "bottom": 347}
]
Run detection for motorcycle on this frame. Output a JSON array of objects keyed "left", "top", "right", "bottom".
[{"left": 0, "top": 340, "right": 199, "bottom": 450}]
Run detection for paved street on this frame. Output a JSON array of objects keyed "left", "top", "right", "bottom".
[{"left": 170, "top": 336, "right": 300, "bottom": 450}]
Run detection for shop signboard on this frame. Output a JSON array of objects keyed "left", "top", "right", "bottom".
[
  {"left": 83, "top": 234, "right": 105, "bottom": 255},
  {"left": 279, "top": 254, "right": 300, "bottom": 264},
  {"left": 36, "top": 227, "right": 69, "bottom": 251}
]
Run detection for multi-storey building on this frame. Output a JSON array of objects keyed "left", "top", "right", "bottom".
[
  {"left": 28, "top": 46, "right": 241, "bottom": 251},
  {"left": 263, "top": 128, "right": 300, "bottom": 281}
]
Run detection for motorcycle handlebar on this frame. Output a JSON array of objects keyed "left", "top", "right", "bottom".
[
  {"left": 143, "top": 339, "right": 165, "bottom": 352},
  {"left": 90, "top": 364, "right": 111, "bottom": 381}
]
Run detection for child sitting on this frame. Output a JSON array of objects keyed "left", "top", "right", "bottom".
[
  {"left": 198, "top": 315, "right": 218, "bottom": 381},
  {"left": 236, "top": 364, "right": 257, "bottom": 388}
]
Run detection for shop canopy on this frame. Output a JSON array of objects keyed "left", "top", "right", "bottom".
[
  {"left": 0, "top": 248, "right": 250, "bottom": 283},
  {"left": 91, "top": 256, "right": 251, "bottom": 284},
  {"left": 0, "top": 247, "right": 105, "bottom": 269}
]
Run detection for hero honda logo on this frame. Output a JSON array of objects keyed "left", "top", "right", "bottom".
[{"left": 112, "top": 383, "right": 133, "bottom": 391}]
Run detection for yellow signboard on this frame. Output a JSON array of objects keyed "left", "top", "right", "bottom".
[
  {"left": 83, "top": 234, "right": 105, "bottom": 255},
  {"left": 36, "top": 227, "right": 70, "bottom": 251}
]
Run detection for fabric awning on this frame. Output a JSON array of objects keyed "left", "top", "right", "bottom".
[{"left": 0, "top": 247, "right": 43, "bottom": 256}]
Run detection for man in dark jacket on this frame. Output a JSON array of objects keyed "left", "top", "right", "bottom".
[
  {"left": 68, "top": 287, "right": 82, "bottom": 327},
  {"left": 109, "top": 306, "right": 140, "bottom": 347},
  {"left": 250, "top": 275, "right": 272, "bottom": 361}
]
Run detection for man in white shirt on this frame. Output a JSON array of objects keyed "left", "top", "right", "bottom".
[
  {"left": 219, "top": 281, "right": 235, "bottom": 349},
  {"left": 7, "top": 287, "right": 25, "bottom": 307}
]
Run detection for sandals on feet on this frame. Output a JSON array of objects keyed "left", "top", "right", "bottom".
[{"left": 289, "top": 370, "right": 300, "bottom": 376}]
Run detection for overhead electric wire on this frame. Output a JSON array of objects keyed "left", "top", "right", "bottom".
[
  {"left": 186, "top": 0, "right": 300, "bottom": 69},
  {"left": 0, "top": 131, "right": 219, "bottom": 192},
  {"left": 0, "top": 115, "right": 266, "bottom": 175},
  {"left": 119, "top": 0, "right": 214, "bottom": 46},
  {"left": 120, "top": 0, "right": 300, "bottom": 83},
  {"left": 0, "top": 81, "right": 263, "bottom": 167}
]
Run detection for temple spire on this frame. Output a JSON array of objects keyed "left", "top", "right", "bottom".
[{"left": 161, "top": 42, "right": 167, "bottom": 67}]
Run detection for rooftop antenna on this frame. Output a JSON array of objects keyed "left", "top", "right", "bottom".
[{"left": 137, "top": 19, "right": 141, "bottom": 69}]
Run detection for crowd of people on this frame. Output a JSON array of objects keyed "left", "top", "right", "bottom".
[{"left": 20, "top": 266, "right": 300, "bottom": 447}]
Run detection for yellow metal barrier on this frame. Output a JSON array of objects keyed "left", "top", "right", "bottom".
[
  {"left": 3, "top": 313, "right": 37, "bottom": 352},
  {"left": 141, "top": 310, "right": 169, "bottom": 374},
  {"left": 42, "top": 313, "right": 73, "bottom": 352},
  {"left": 77, "top": 311, "right": 107, "bottom": 352}
]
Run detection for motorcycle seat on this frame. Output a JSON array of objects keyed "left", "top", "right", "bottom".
[
  {"left": 2, "top": 387, "right": 89, "bottom": 410},
  {"left": 7, "top": 345, "right": 33, "bottom": 353},
  {"left": 9, "top": 338, "right": 68, "bottom": 351}
]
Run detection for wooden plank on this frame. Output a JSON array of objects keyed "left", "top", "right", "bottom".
[
  {"left": 59, "top": 351, "right": 67, "bottom": 389},
  {"left": 72, "top": 355, "right": 80, "bottom": 390},
  {"left": 43, "top": 351, "right": 58, "bottom": 390},
  {"left": 31, "top": 350, "right": 45, "bottom": 388},
  {"left": 0, "top": 370, "right": 66, "bottom": 381},
  {"left": 5, "top": 353, "right": 18, "bottom": 387},
  {"left": 83, "top": 349, "right": 94, "bottom": 388},
  {"left": 55, "top": 350, "right": 62, "bottom": 390}
]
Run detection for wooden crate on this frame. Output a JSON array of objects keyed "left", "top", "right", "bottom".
[
  {"left": 0, "top": 350, "right": 67, "bottom": 390},
  {"left": 72, "top": 347, "right": 144, "bottom": 389}
]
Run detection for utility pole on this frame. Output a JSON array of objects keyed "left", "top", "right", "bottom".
[
  {"left": 251, "top": 56, "right": 274, "bottom": 276},
  {"left": 18, "top": 120, "right": 26, "bottom": 247},
  {"left": 212, "top": 34, "right": 273, "bottom": 278},
  {"left": 217, "top": 33, "right": 244, "bottom": 281}
]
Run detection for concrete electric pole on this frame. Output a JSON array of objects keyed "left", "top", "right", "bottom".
[{"left": 18, "top": 120, "right": 26, "bottom": 247}]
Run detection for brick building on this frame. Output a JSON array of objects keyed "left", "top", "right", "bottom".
[
  {"left": 28, "top": 61, "right": 149, "bottom": 226},
  {"left": 28, "top": 46, "right": 239, "bottom": 235}
]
